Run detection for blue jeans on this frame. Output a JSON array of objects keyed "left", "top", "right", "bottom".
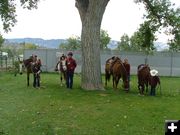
[
  {"left": 150, "top": 87, "right": 156, "bottom": 96},
  {"left": 66, "top": 71, "right": 74, "bottom": 89},
  {"left": 33, "top": 73, "right": 40, "bottom": 88}
]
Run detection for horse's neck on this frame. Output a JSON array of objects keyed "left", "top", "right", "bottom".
[
  {"left": 61, "top": 60, "right": 66, "bottom": 66},
  {"left": 118, "top": 61, "right": 128, "bottom": 80}
]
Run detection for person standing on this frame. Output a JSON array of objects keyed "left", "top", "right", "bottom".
[
  {"left": 123, "top": 58, "right": 130, "bottom": 91},
  {"left": 32, "top": 58, "right": 42, "bottom": 88},
  {"left": 66, "top": 52, "right": 77, "bottom": 89},
  {"left": 149, "top": 69, "right": 160, "bottom": 96}
]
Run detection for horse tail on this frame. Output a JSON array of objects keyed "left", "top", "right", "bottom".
[{"left": 105, "top": 71, "right": 111, "bottom": 82}]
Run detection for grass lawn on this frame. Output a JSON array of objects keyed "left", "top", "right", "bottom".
[{"left": 0, "top": 72, "right": 179, "bottom": 135}]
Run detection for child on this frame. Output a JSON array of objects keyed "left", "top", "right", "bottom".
[{"left": 149, "top": 69, "right": 160, "bottom": 96}]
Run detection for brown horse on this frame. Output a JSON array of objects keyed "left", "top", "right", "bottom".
[
  {"left": 111, "top": 57, "right": 129, "bottom": 90},
  {"left": 55, "top": 54, "right": 67, "bottom": 86},
  {"left": 105, "top": 56, "right": 116, "bottom": 86},
  {"left": 137, "top": 64, "right": 151, "bottom": 95},
  {"left": 23, "top": 56, "right": 40, "bottom": 86}
]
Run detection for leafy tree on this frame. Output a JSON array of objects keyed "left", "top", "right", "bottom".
[
  {"left": 0, "top": 0, "right": 39, "bottom": 32},
  {"left": 24, "top": 43, "right": 38, "bottom": 49},
  {"left": 117, "top": 34, "right": 131, "bottom": 51},
  {"left": 100, "top": 29, "right": 111, "bottom": 50},
  {"left": 130, "top": 21, "right": 156, "bottom": 52},
  {"left": 0, "top": 34, "right": 4, "bottom": 67},
  {"left": 135, "top": 0, "right": 180, "bottom": 51},
  {"left": 130, "top": 31, "right": 143, "bottom": 51},
  {"left": 168, "top": 8, "right": 180, "bottom": 51},
  {"left": 59, "top": 36, "right": 81, "bottom": 50},
  {"left": 0, "top": 34, "right": 4, "bottom": 49},
  {"left": 60, "top": 30, "right": 110, "bottom": 51}
]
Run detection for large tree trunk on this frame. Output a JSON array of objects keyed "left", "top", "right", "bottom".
[{"left": 76, "top": 0, "right": 109, "bottom": 90}]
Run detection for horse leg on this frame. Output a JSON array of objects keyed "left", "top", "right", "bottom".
[
  {"left": 112, "top": 75, "right": 115, "bottom": 89},
  {"left": 27, "top": 73, "right": 30, "bottom": 86},
  {"left": 142, "top": 84, "right": 145, "bottom": 95},
  {"left": 33, "top": 73, "right": 36, "bottom": 88},
  {"left": 63, "top": 71, "right": 67, "bottom": 85},
  {"left": 60, "top": 72, "right": 63, "bottom": 86},
  {"left": 115, "top": 76, "right": 120, "bottom": 90},
  {"left": 138, "top": 84, "right": 141, "bottom": 94},
  {"left": 145, "top": 82, "right": 149, "bottom": 94},
  {"left": 105, "top": 73, "right": 107, "bottom": 86}
]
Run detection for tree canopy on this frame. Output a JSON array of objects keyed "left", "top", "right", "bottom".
[
  {"left": 0, "top": 34, "right": 4, "bottom": 48},
  {"left": 0, "top": 0, "right": 40, "bottom": 32},
  {"left": 59, "top": 29, "right": 111, "bottom": 51},
  {"left": 135, "top": 0, "right": 180, "bottom": 51},
  {"left": 59, "top": 36, "right": 81, "bottom": 50}
]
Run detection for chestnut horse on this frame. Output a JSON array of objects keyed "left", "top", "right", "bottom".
[
  {"left": 105, "top": 56, "right": 116, "bottom": 86},
  {"left": 111, "top": 57, "right": 129, "bottom": 90},
  {"left": 137, "top": 64, "right": 151, "bottom": 95}
]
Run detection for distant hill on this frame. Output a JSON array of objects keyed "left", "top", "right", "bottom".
[
  {"left": 5, "top": 38, "right": 66, "bottom": 49},
  {"left": 4, "top": 38, "right": 169, "bottom": 51}
]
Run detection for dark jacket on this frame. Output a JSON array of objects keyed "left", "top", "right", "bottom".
[{"left": 149, "top": 76, "right": 160, "bottom": 87}]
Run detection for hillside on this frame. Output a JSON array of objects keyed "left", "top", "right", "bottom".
[
  {"left": 4, "top": 38, "right": 169, "bottom": 51},
  {"left": 5, "top": 38, "right": 66, "bottom": 49}
]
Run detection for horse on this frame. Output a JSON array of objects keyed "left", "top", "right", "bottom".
[
  {"left": 105, "top": 56, "right": 116, "bottom": 86},
  {"left": 55, "top": 55, "right": 67, "bottom": 86},
  {"left": 137, "top": 64, "right": 151, "bottom": 95},
  {"left": 14, "top": 56, "right": 24, "bottom": 76},
  {"left": 23, "top": 55, "right": 41, "bottom": 87},
  {"left": 111, "top": 57, "right": 129, "bottom": 90}
]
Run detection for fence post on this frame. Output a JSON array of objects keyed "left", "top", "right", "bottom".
[
  {"left": 5, "top": 56, "right": 7, "bottom": 70},
  {"left": 46, "top": 49, "right": 48, "bottom": 72}
]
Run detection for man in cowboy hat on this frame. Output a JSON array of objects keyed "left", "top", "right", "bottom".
[
  {"left": 149, "top": 69, "right": 160, "bottom": 96},
  {"left": 66, "top": 52, "right": 77, "bottom": 89}
]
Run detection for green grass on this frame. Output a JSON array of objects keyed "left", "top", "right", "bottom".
[{"left": 0, "top": 72, "right": 179, "bottom": 135}]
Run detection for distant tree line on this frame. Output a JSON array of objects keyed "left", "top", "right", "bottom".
[{"left": 59, "top": 29, "right": 111, "bottom": 51}]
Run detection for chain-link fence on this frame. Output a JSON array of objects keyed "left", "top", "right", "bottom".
[{"left": 24, "top": 49, "right": 180, "bottom": 76}]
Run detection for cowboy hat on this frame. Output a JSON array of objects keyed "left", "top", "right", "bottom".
[{"left": 150, "top": 69, "right": 158, "bottom": 76}]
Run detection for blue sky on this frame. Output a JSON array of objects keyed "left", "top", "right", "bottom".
[{"left": 1, "top": 0, "right": 179, "bottom": 43}]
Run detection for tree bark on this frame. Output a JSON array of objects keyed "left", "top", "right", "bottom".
[{"left": 76, "top": 0, "right": 109, "bottom": 90}]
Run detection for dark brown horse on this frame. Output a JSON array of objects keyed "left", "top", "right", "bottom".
[
  {"left": 23, "top": 56, "right": 39, "bottom": 86},
  {"left": 111, "top": 57, "right": 129, "bottom": 90},
  {"left": 55, "top": 54, "right": 67, "bottom": 86},
  {"left": 137, "top": 64, "right": 151, "bottom": 95},
  {"left": 105, "top": 56, "right": 116, "bottom": 86}
]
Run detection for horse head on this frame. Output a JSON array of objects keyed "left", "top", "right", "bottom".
[{"left": 58, "top": 55, "right": 67, "bottom": 72}]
